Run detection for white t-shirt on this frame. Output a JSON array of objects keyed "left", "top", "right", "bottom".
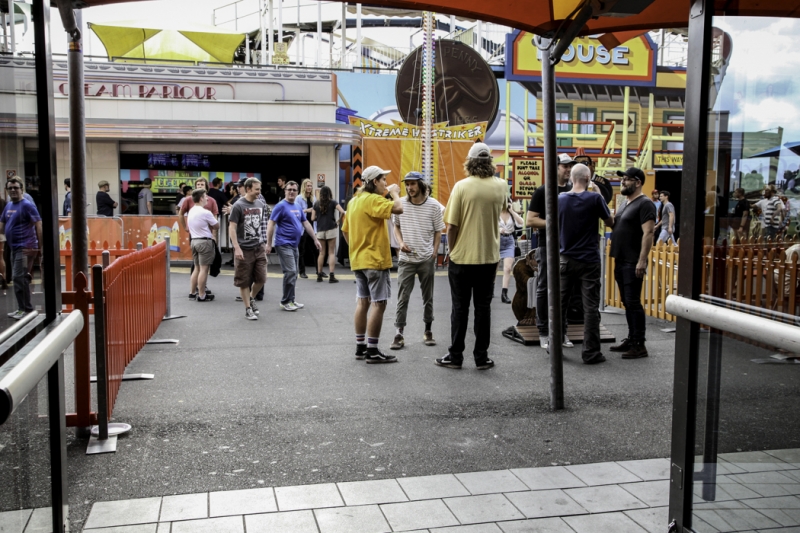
[{"left": 187, "top": 205, "right": 217, "bottom": 239}]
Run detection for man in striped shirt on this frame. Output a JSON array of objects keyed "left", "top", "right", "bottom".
[
  {"left": 390, "top": 172, "right": 445, "bottom": 350},
  {"left": 758, "top": 185, "right": 784, "bottom": 240}
]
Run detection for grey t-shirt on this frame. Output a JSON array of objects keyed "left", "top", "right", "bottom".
[
  {"left": 230, "top": 197, "right": 267, "bottom": 250},
  {"left": 662, "top": 202, "right": 675, "bottom": 231},
  {"left": 138, "top": 187, "right": 154, "bottom": 214}
]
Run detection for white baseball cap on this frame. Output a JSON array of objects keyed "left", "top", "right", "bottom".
[
  {"left": 468, "top": 142, "right": 492, "bottom": 160},
  {"left": 362, "top": 165, "right": 391, "bottom": 182},
  {"left": 558, "top": 153, "right": 576, "bottom": 165}
]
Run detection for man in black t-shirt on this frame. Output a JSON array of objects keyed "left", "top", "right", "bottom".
[
  {"left": 208, "top": 178, "right": 229, "bottom": 214},
  {"left": 96, "top": 180, "right": 117, "bottom": 217},
  {"left": 732, "top": 187, "right": 750, "bottom": 239},
  {"left": 609, "top": 167, "right": 656, "bottom": 359},
  {"left": 526, "top": 153, "right": 575, "bottom": 349}
]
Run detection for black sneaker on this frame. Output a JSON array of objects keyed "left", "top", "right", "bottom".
[
  {"left": 329, "top": 273, "right": 339, "bottom": 283},
  {"left": 197, "top": 293, "right": 215, "bottom": 302},
  {"left": 583, "top": 354, "right": 607, "bottom": 365},
  {"left": 300, "top": 272, "right": 308, "bottom": 279},
  {"left": 475, "top": 358, "right": 495, "bottom": 370},
  {"left": 435, "top": 354, "right": 462, "bottom": 369},
  {"left": 355, "top": 345, "right": 367, "bottom": 360},
  {"left": 317, "top": 274, "right": 324, "bottom": 283},
  {"left": 206, "top": 289, "right": 213, "bottom": 295},
  {"left": 365, "top": 348, "right": 397, "bottom": 364},
  {"left": 610, "top": 338, "right": 632, "bottom": 352},
  {"left": 621, "top": 342, "right": 649, "bottom": 359},
  {"left": 189, "top": 293, "right": 197, "bottom": 300}
]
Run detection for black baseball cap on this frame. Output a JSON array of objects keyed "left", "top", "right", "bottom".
[{"left": 616, "top": 167, "right": 646, "bottom": 183}]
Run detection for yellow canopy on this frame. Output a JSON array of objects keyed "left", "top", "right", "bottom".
[{"left": 89, "top": 21, "right": 246, "bottom": 64}]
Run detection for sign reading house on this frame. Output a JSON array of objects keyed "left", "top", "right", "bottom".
[{"left": 505, "top": 31, "right": 657, "bottom": 87}]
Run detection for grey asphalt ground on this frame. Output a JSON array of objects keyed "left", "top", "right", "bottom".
[{"left": 60, "top": 265, "right": 800, "bottom": 530}]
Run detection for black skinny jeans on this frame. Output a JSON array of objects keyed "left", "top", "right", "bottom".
[
  {"left": 614, "top": 261, "right": 646, "bottom": 343},
  {"left": 447, "top": 261, "right": 497, "bottom": 363}
]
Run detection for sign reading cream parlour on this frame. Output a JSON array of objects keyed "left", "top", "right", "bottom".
[
  {"left": 55, "top": 82, "right": 233, "bottom": 100},
  {"left": 512, "top": 158, "right": 542, "bottom": 200}
]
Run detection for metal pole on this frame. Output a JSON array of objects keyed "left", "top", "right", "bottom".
[
  {"left": 260, "top": 0, "right": 267, "bottom": 65},
  {"left": 316, "top": 1, "right": 321, "bottom": 67},
  {"left": 245, "top": 33, "right": 250, "bottom": 64},
  {"left": 69, "top": 10, "right": 88, "bottom": 281},
  {"left": 504, "top": 81, "right": 511, "bottom": 181},
  {"left": 538, "top": 36, "right": 564, "bottom": 411},
  {"left": 523, "top": 89, "right": 529, "bottom": 148},
  {"left": 268, "top": 0, "right": 274, "bottom": 64},
  {"left": 296, "top": 0, "right": 301, "bottom": 65},
  {"left": 9, "top": 0, "right": 15, "bottom": 55},
  {"left": 356, "top": 3, "right": 361, "bottom": 68},
  {"left": 621, "top": 85, "right": 630, "bottom": 168},
  {"left": 476, "top": 20, "right": 482, "bottom": 56},
  {"left": 599, "top": 236, "right": 606, "bottom": 311},
  {"left": 92, "top": 262, "right": 108, "bottom": 440},
  {"left": 136, "top": 242, "right": 143, "bottom": 251},
  {"left": 340, "top": 2, "right": 346, "bottom": 67},
  {"left": 449, "top": 14, "right": 455, "bottom": 35},
  {"left": 1, "top": 13, "right": 7, "bottom": 53},
  {"left": 278, "top": 0, "right": 283, "bottom": 43}
]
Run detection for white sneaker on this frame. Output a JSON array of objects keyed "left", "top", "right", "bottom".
[
  {"left": 10, "top": 310, "right": 26, "bottom": 320},
  {"left": 563, "top": 335, "right": 574, "bottom": 348},
  {"left": 540, "top": 336, "right": 549, "bottom": 350},
  {"left": 245, "top": 307, "right": 258, "bottom": 320},
  {"left": 292, "top": 301, "right": 304, "bottom": 309},
  {"left": 281, "top": 302, "right": 298, "bottom": 312}
]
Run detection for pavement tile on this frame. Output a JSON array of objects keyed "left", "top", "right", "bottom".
[
  {"left": 624, "top": 507, "right": 669, "bottom": 533},
  {"left": 616, "top": 458, "right": 670, "bottom": 481},
  {"left": 503, "top": 490, "right": 586, "bottom": 519},
  {"left": 156, "top": 524, "right": 170, "bottom": 533},
  {"left": 398, "top": 474, "right": 470, "bottom": 501},
  {"left": 209, "top": 488, "right": 277, "bottom": 517},
  {"left": 619, "top": 480, "right": 670, "bottom": 507},
  {"left": 83, "top": 526, "right": 158, "bottom": 533},
  {"left": 509, "top": 467, "right": 586, "bottom": 491},
  {"left": 381, "top": 500, "right": 459, "bottom": 531},
  {"left": 730, "top": 471, "right": 798, "bottom": 485},
  {"left": 496, "top": 517, "right": 575, "bottom": 532},
  {"left": 694, "top": 508, "right": 779, "bottom": 531},
  {"left": 429, "top": 524, "right": 503, "bottom": 533},
  {"left": 26, "top": 508, "right": 54, "bottom": 533},
  {"left": 275, "top": 483, "right": 344, "bottom": 511},
  {"left": 84, "top": 497, "right": 162, "bottom": 529},
  {"left": 718, "top": 451, "right": 790, "bottom": 472},
  {"left": 745, "top": 483, "right": 795, "bottom": 497},
  {"left": 563, "top": 512, "right": 648, "bottom": 532},
  {"left": 741, "top": 495, "right": 800, "bottom": 509},
  {"left": 765, "top": 449, "right": 800, "bottom": 466},
  {"left": 693, "top": 500, "right": 748, "bottom": 510},
  {"left": 564, "top": 485, "right": 647, "bottom": 513},
  {"left": 565, "top": 461, "right": 642, "bottom": 486},
  {"left": 443, "top": 494, "right": 525, "bottom": 524},
  {"left": 0, "top": 509, "right": 30, "bottom": 533},
  {"left": 314, "top": 505, "right": 390, "bottom": 533},
  {"left": 785, "top": 471, "right": 800, "bottom": 483},
  {"left": 170, "top": 515, "right": 244, "bottom": 533},
  {"left": 160, "top": 492, "right": 208, "bottom": 522},
  {"left": 455, "top": 471, "right": 529, "bottom": 495},
  {"left": 688, "top": 513, "right": 721, "bottom": 532},
  {"left": 337, "top": 479, "right": 408, "bottom": 506},
  {"left": 245, "top": 510, "right": 318, "bottom": 533},
  {"left": 756, "top": 508, "right": 800, "bottom": 527}
]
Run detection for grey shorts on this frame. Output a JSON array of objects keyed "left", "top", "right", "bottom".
[
  {"left": 354, "top": 269, "right": 392, "bottom": 302},
  {"left": 191, "top": 239, "right": 215, "bottom": 266}
]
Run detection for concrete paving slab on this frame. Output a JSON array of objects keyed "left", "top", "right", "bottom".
[
  {"left": 336, "top": 479, "right": 408, "bottom": 506},
  {"left": 25, "top": 508, "right": 54, "bottom": 533},
  {"left": 159, "top": 492, "right": 208, "bottom": 522},
  {"left": 496, "top": 517, "right": 575, "bottom": 532},
  {"left": 730, "top": 471, "right": 799, "bottom": 485},
  {"left": 503, "top": 490, "right": 586, "bottom": 519},
  {"left": 619, "top": 480, "right": 670, "bottom": 507},
  {"left": 563, "top": 512, "right": 648, "bottom": 532},
  {"left": 84, "top": 498, "right": 162, "bottom": 529},
  {"left": 616, "top": 458, "right": 670, "bottom": 481},
  {"left": 244, "top": 510, "right": 318, "bottom": 533},
  {"left": 765, "top": 449, "right": 800, "bottom": 466},
  {"left": 565, "top": 461, "right": 642, "bottom": 486},
  {"left": 509, "top": 467, "right": 586, "bottom": 491},
  {"left": 170, "top": 515, "right": 244, "bottom": 533},
  {"left": 741, "top": 495, "right": 800, "bottom": 509},
  {"left": 275, "top": 483, "right": 343, "bottom": 511},
  {"left": 756, "top": 508, "right": 800, "bottom": 527},
  {"left": 429, "top": 524, "right": 503, "bottom": 533},
  {"left": 0, "top": 509, "right": 30, "bottom": 533},
  {"left": 398, "top": 475, "right": 470, "bottom": 501},
  {"left": 209, "top": 488, "right": 277, "bottom": 517},
  {"left": 718, "top": 451, "right": 791, "bottom": 472},
  {"left": 156, "top": 523, "right": 170, "bottom": 533},
  {"left": 564, "top": 485, "right": 647, "bottom": 513},
  {"left": 443, "top": 494, "right": 525, "bottom": 524},
  {"left": 380, "top": 500, "right": 459, "bottom": 531},
  {"left": 83, "top": 525, "right": 158, "bottom": 533},
  {"left": 455, "top": 471, "right": 529, "bottom": 495},
  {"left": 623, "top": 506, "right": 669, "bottom": 533},
  {"left": 314, "top": 505, "right": 390, "bottom": 533}
]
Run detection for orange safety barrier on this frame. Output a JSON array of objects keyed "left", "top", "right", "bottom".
[
  {"left": 61, "top": 240, "right": 136, "bottom": 295},
  {"left": 95, "top": 240, "right": 167, "bottom": 424},
  {"left": 62, "top": 272, "right": 98, "bottom": 429}
]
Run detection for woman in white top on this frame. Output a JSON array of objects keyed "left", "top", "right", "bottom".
[{"left": 499, "top": 198, "right": 524, "bottom": 304}]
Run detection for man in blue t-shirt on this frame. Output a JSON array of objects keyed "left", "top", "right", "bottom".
[
  {"left": 266, "top": 180, "right": 320, "bottom": 311},
  {"left": 0, "top": 178, "right": 42, "bottom": 318},
  {"left": 557, "top": 164, "right": 615, "bottom": 365}
]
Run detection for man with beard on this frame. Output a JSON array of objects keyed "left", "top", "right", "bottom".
[
  {"left": 229, "top": 178, "right": 268, "bottom": 320},
  {"left": 609, "top": 167, "right": 656, "bottom": 359},
  {"left": 390, "top": 171, "right": 445, "bottom": 350}
]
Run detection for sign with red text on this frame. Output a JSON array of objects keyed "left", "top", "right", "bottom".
[{"left": 512, "top": 158, "right": 542, "bottom": 200}]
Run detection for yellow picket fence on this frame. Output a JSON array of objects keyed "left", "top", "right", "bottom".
[{"left": 604, "top": 237, "right": 800, "bottom": 322}]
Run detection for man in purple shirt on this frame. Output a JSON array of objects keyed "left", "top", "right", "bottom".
[{"left": 0, "top": 177, "right": 42, "bottom": 319}]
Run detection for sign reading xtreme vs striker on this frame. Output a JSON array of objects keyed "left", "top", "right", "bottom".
[{"left": 512, "top": 158, "right": 543, "bottom": 199}]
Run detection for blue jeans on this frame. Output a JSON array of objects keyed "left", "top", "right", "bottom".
[
  {"left": 276, "top": 245, "right": 299, "bottom": 304},
  {"left": 614, "top": 261, "right": 646, "bottom": 343},
  {"left": 12, "top": 247, "right": 36, "bottom": 312}
]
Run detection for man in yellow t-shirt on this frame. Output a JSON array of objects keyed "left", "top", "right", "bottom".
[
  {"left": 342, "top": 166, "right": 403, "bottom": 363},
  {"left": 436, "top": 142, "right": 507, "bottom": 371}
]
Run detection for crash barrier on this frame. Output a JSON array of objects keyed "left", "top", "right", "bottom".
[
  {"left": 61, "top": 240, "right": 167, "bottom": 429},
  {"left": 604, "top": 236, "right": 800, "bottom": 324},
  {"left": 61, "top": 240, "right": 136, "bottom": 296}
]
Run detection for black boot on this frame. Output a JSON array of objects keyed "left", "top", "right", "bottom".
[{"left": 501, "top": 288, "right": 511, "bottom": 304}]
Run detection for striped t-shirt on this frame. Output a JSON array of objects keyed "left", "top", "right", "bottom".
[
  {"left": 764, "top": 196, "right": 783, "bottom": 229},
  {"left": 392, "top": 196, "right": 446, "bottom": 263}
]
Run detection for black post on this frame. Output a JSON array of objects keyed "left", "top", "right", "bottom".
[
  {"left": 68, "top": 9, "right": 88, "bottom": 279},
  {"left": 47, "top": 356, "right": 67, "bottom": 532},
  {"left": 668, "top": 0, "right": 714, "bottom": 530},
  {"left": 92, "top": 263, "right": 108, "bottom": 440},
  {"left": 32, "top": 0, "right": 62, "bottom": 321},
  {"left": 537, "top": 36, "right": 564, "bottom": 411}
]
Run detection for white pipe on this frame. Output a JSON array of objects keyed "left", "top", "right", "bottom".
[
  {"left": 476, "top": 20, "right": 482, "bottom": 57},
  {"left": 246, "top": 32, "right": 250, "bottom": 64},
  {"left": 341, "top": 2, "right": 346, "bottom": 67},
  {"left": 260, "top": 0, "right": 267, "bottom": 65},
  {"left": 449, "top": 14, "right": 455, "bottom": 36},
  {"left": 356, "top": 3, "right": 362, "bottom": 68},
  {"left": 268, "top": 0, "right": 274, "bottom": 64},
  {"left": 316, "top": 1, "right": 321, "bottom": 67},
  {"left": 2, "top": 13, "right": 8, "bottom": 53},
  {"left": 665, "top": 295, "right": 800, "bottom": 354},
  {"left": 278, "top": 0, "right": 283, "bottom": 43},
  {"left": 295, "top": 0, "right": 301, "bottom": 65},
  {"left": 9, "top": 0, "right": 16, "bottom": 55}
]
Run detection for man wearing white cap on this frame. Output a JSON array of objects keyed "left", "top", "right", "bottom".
[
  {"left": 525, "top": 153, "right": 576, "bottom": 350},
  {"left": 341, "top": 165, "right": 403, "bottom": 363},
  {"left": 435, "top": 142, "right": 506, "bottom": 370}
]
